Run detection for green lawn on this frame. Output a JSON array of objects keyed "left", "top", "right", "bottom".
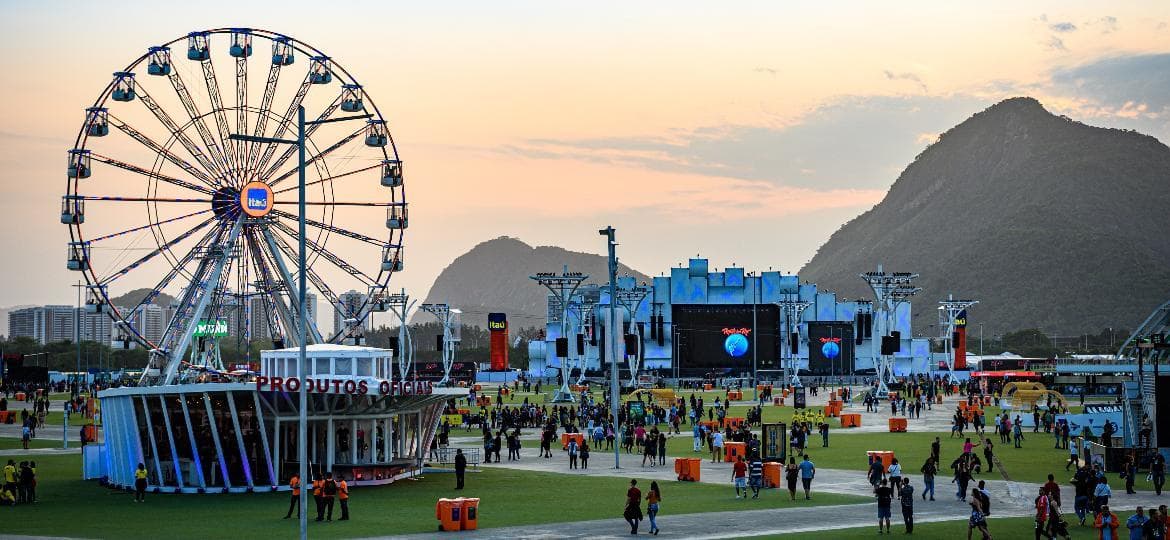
[
  {"left": 0, "top": 437, "right": 66, "bottom": 450},
  {"left": 766, "top": 515, "right": 1132, "bottom": 539},
  {"left": 0, "top": 450, "right": 867, "bottom": 539}
]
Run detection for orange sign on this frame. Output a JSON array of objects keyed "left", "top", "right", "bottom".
[{"left": 239, "top": 181, "right": 274, "bottom": 217}]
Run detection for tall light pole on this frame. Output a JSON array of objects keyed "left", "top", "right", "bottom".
[
  {"left": 230, "top": 106, "right": 371, "bottom": 540},
  {"left": 599, "top": 226, "right": 620, "bottom": 469}
]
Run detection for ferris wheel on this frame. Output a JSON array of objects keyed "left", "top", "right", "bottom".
[{"left": 62, "top": 28, "right": 407, "bottom": 385}]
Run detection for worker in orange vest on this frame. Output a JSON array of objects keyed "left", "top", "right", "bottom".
[
  {"left": 337, "top": 474, "right": 350, "bottom": 521},
  {"left": 283, "top": 473, "right": 301, "bottom": 519},
  {"left": 312, "top": 473, "right": 325, "bottom": 522}
]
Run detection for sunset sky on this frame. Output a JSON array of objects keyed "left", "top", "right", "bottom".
[{"left": 2, "top": 1, "right": 1169, "bottom": 311}]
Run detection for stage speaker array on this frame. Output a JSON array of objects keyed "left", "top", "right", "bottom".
[
  {"left": 576, "top": 333, "right": 585, "bottom": 355},
  {"left": 790, "top": 332, "right": 799, "bottom": 354},
  {"left": 555, "top": 337, "right": 569, "bottom": 358}
]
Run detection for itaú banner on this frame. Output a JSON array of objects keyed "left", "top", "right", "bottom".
[{"left": 255, "top": 376, "right": 433, "bottom": 396}]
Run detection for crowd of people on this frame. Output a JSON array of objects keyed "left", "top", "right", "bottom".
[{"left": 1, "top": 459, "right": 37, "bottom": 506}]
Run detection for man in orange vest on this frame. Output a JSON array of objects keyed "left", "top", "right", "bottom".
[
  {"left": 283, "top": 473, "right": 300, "bottom": 519},
  {"left": 337, "top": 474, "right": 350, "bottom": 521},
  {"left": 313, "top": 473, "right": 325, "bottom": 522}
]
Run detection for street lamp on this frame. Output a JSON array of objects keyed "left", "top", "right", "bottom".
[
  {"left": 599, "top": 226, "right": 620, "bottom": 469},
  {"left": 229, "top": 107, "right": 370, "bottom": 540}
]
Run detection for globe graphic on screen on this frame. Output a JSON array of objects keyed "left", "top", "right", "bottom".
[
  {"left": 724, "top": 333, "right": 749, "bottom": 357},
  {"left": 821, "top": 341, "right": 841, "bottom": 360}
]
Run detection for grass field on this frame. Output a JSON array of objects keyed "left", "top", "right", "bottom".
[
  {"left": 766, "top": 515, "right": 1137, "bottom": 539},
  {"left": 0, "top": 450, "right": 868, "bottom": 539},
  {"left": 0, "top": 437, "right": 65, "bottom": 450}
]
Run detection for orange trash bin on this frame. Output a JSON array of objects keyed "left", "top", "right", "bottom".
[
  {"left": 867, "top": 451, "right": 895, "bottom": 470},
  {"left": 674, "top": 457, "right": 689, "bottom": 480},
  {"left": 724, "top": 441, "right": 746, "bottom": 462},
  {"left": 763, "top": 461, "right": 782, "bottom": 488},
  {"left": 704, "top": 384, "right": 713, "bottom": 391},
  {"left": 687, "top": 458, "right": 703, "bottom": 482},
  {"left": 14, "top": 392, "right": 25, "bottom": 401},
  {"left": 561, "top": 432, "right": 584, "bottom": 450},
  {"left": 888, "top": 417, "right": 907, "bottom": 432},
  {"left": 436, "top": 498, "right": 463, "bottom": 531},
  {"left": 460, "top": 497, "right": 480, "bottom": 530}
]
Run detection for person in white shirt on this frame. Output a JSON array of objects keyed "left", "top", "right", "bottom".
[
  {"left": 711, "top": 431, "right": 724, "bottom": 463},
  {"left": 888, "top": 459, "right": 903, "bottom": 487}
]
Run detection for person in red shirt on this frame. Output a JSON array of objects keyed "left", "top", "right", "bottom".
[
  {"left": 1035, "top": 487, "right": 1051, "bottom": 538},
  {"left": 732, "top": 456, "right": 748, "bottom": 499},
  {"left": 1043, "top": 473, "right": 1062, "bottom": 508},
  {"left": 623, "top": 479, "right": 643, "bottom": 534}
]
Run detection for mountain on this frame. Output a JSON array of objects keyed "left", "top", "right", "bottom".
[
  {"left": 415, "top": 236, "right": 650, "bottom": 329},
  {"left": 799, "top": 97, "right": 1170, "bottom": 336},
  {"left": 109, "top": 289, "right": 176, "bottom": 308}
]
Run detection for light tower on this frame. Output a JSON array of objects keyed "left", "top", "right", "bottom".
[
  {"left": 938, "top": 295, "right": 978, "bottom": 383},
  {"left": 377, "top": 288, "right": 416, "bottom": 379},
  {"left": 419, "top": 303, "right": 461, "bottom": 385},
  {"left": 861, "top": 266, "right": 920, "bottom": 395},
  {"left": 776, "top": 297, "right": 811, "bottom": 387},
  {"left": 568, "top": 295, "right": 598, "bottom": 384},
  {"left": 530, "top": 266, "right": 588, "bottom": 402},
  {"left": 613, "top": 282, "right": 651, "bottom": 386}
]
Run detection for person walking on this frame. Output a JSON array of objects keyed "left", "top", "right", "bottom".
[
  {"left": 1094, "top": 505, "right": 1120, "bottom": 540},
  {"left": 1066, "top": 437, "right": 1080, "bottom": 471},
  {"left": 785, "top": 457, "right": 800, "bottom": 501},
  {"left": 983, "top": 440, "right": 995, "bottom": 473},
  {"left": 920, "top": 457, "right": 937, "bottom": 501},
  {"left": 581, "top": 442, "right": 590, "bottom": 470},
  {"left": 1127, "top": 507, "right": 1147, "bottom": 540},
  {"left": 1094, "top": 477, "right": 1113, "bottom": 515},
  {"left": 1034, "top": 486, "right": 1051, "bottom": 540},
  {"left": 748, "top": 455, "right": 764, "bottom": 499},
  {"left": 645, "top": 481, "right": 662, "bottom": 535},
  {"left": 899, "top": 477, "right": 915, "bottom": 534},
  {"left": 799, "top": 454, "right": 816, "bottom": 500},
  {"left": 569, "top": 438, "right": 579, "bottom": 470},
  {"left": 283, "top": 472, "right": 301, "bottom": 519},
  {"left": 868, "top": 455, "right": 885, "bottom": 489},
  {"left": 968, "top": 488, "right": 992, "bottom": 540},
  {"left": 888, "top": 458, "right": 903, "bottom": 489},
  {"left": 711, "top": 430, "right": 724, "bottom": 463},
  {"left": 1123, "top": 455, "right": 1138, "bottom": 495},
  {"left": 624, "top": 479, "right": 643, "bottom": 535},
  {"left": 732, "top": 456, "right": 748, "bottom": 499},
  {"left": 873, "top": 478, "right": 892, "bottom": 534},
  {"left": 337, "top": 474, "right": 350, "bottom": 521},
  {"left": 133, "top": 462, "right": 148, "bottom": 503},
  {"left": 455, "top": 449, "right": 467, "bottom": 489},
  {"left": 1153, "top": 453, "right": 1166, "bottom": 496}
]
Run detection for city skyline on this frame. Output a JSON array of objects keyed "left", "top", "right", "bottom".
[{"left": 3, "top": 2, "right": 1169, "bottom": 310}]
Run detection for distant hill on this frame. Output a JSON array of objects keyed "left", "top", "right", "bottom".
[
  {"left": 109, "top": 288, "right": 176, "bottom": 308},
  {"left": 415, "top": 236, "right": 650, "bottom": 328},
  {"left": 799, "top": 97, "right": 1170, "bottom": 335}
]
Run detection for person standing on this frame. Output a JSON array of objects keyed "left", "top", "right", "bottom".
[
  {"left": 820, "top": 422, "right": 829, "bottom": 448},
  {"left": 657, "top": 432, "right": 667, "bottom": 466},
  {"left": 337, "top": 474, "right": 350, "bottom": 521},
  {"left": 645, "top": 481, "right": 662, "bottom": 535},
  {"left": 868, "top": 456, "right": 885, "bottom": 488},
  {"left": 284, "top": 472, "right": 301, "bottom": 519},
  {"left": 931, "top": 437, "right": 941, "bottom": 464},
  {"left": 580, "top": 442, "right": 590, "bottom": 470},
  {"left": 983, "top": 440, "right": 995, "bottom": 473},
  {"left": 888, "top": 458, "right": 903, "bottom": 489},
  {"left": 454, "top": 449, "right": 467, "bottom": 490},
  {"left": 785, "top": 457, "right": 800, "bottom": 501},
  {"left": 320, "top": 472, "right": 337, "bottom": 522},
  {"left": 568, "top": 438, "right": 579, "bottom": 470},
  {"left": 1094, "top": 478, "right": 1113, "bottom": 515},
  {"left": 312, "top": 473, "right": 325, "bottom": 522},
  {"left": 874, "top": 478, "right": 893, "bottom": 534},
  {"left": 1153, "top": 453, "right": 1166, "bottom": 496},
  {"left": 732, "top": 456, "right": 748, "bottom": 499},
  {"left": 1043, "top": 474, "right": 1062, "bottom": 509},
  {"left": 624, "top": 479, "right": 643, "bottom": 535},
  {"left": 1034, "top": 486, "right": 1051, "bottom": 540},
  {"left": 133, "top": 463, "right": 148, "bottom": 503},
  {"left": 1127, "top": 507, "right": 1148, "bottom": 540},
  {"left": 899, "top": 477, "right": 915, "bottom": 534},
  {"left": 1066, "top": 437, "right": 1080, "bottom": 471},
  {"left": 711, "top": 430, "right": 724, "bottom": 463},
  {"left": 1094, "top": 505, "right": 1119, "bottom": 540},
  {"left": 799, "top": 454, "right": 816, "bottom": 500}
]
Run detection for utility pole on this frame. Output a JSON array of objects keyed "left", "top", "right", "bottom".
[{"left": 599, "top": 226, "right": 620, "bottom": 469}]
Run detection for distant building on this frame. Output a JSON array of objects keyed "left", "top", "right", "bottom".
[
  {"left": 334, "top": 290, "right": 370, "bottom": 337},
  {"left": 7, "top": 305, "right": 109, "bottom": 344},
  {"left": 248, "top": 292, "right": 317, "bottom": 342},
  {"left": 119, "top": 303, "right": 167, "bottom": 344}
]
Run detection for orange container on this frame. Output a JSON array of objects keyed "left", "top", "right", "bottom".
[
  {"left": 674, "top": 457, "right": 688, "bottom": 479},
  {"left": 888, "top": 417, "right": 907, "bottom": 432},
  {"left": 560, "top": 432, "right": 585, "bottom": 449},
  {"left": 829, "top": 391, "right": 837, "bottom": 400},
  {"left": 14, "top": 392, "right": 25, "bottom": 401},
  {"left": 436, "top": 498, "right": 463, "bottom": 531},
  {"left": 724, "top": 441, "right": 747, "bottom": 462},
  {"left": 687, "top": 458, "right": 702, "bottom": 482},
  {"left": 728, "top": 390, "right": 743, "bottom": 401},
  {"left": 763, "top": 461, "right": 782, "bottom": 488},
  {"left": 772, "top": 397, "right": 784, "bottom": 406},
  {"left": 982, "top": 396, "right": 992, "bottom": 406},
  {"left": 700, "top": 420, "right": 720, "bottom": 432},
  {"left": 840, "top": 413, "right": 861, "bottom": 428},
  {"left": 704, "top": 384, "right": 713, "bottom": 391},
  {"left": 0, "top": 411, "right": 9, "bottom": 423},
  {"left": 722, "top": 417, "right": 745, "bottom": 428},
  {"left": 460, "top": 497, "right": 479, "bottom": 530},
  {"left": 867, "top": 450, "right": 895, "bottom": 470}
]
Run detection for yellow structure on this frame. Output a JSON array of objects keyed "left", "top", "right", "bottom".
[
  {"left": 626, "top": 388, "right": 678, "bottom": 407},
  {"left": 1002, "top": 382, "right": 1066, "bottom": 410}
]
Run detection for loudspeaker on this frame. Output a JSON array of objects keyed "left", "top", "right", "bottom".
[
  {"left": 590, "top": 320, "right": 598, "bottom": 346},
  {"left": 576, "top": 333, "right": 585, "bottom": 355},
  {"left": 881, "top": 335, "right": 900, "bottom": 355},
  {"left": 436, "top": 334, "right": 444, "bottom": 351},
  {"left": 855, "top": 314, "right": 865, "bottom": 345},
  {"left": 1157, "top": 377, "right": 1170, "bottom": 446},
  {"left": 790, "top": 332, "right": 799, "bottom": 354},
  {"left": 624, "top": 334, "right": 638, "bottom": 356},
  {"left": 555, "top": 337, "right": 569, "bottom": 358},
  {"left": 891, "top": 330, "right": 900, "bottom": 341},
  {"left": 388, "top": 336, "right": 399, "bottom": 351},
  {"left": 272, "top": 338, "right": 284, "bottom": 349},
  {"left": 649, "top": 315, "right": 658, "bottom": 340},
  {"left": 863, "top": 313, "right": 873, "bottom": 338},
  {"left": 656, "top": 316, "right": 665, "bottom": 342}
]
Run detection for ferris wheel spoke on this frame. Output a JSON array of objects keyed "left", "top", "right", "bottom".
[
  {"left": 97, "top": 214, "right": 220, "bottom": 286},
  {"left": 269, "top": 208, "right": 386, "bottom": 246},
  {"left": 257, "top": 93, "right": 344, "bottom": 183},
  {"left": 268, "top": 218, "right": 377, "bottom": 284},
  {"left": 274, "top": 201, "right": 400, "bottom": 207},
  {"left": 87, "top": 208, "right": 212, "bottom": 244},
  {"left": 235, "top": 55, "right": 249, "bottom": 178},
  {"left": 80, "top": 196, "right": 208, "bottom": 203},
  {"left": 271, "top": 163, "right": 379, "bottom": 195},
  {"left": 250, "top": 228, "right": 321, "bottom": 344},
  {"left": 266, "top": 123, "right": 360, "bottom": 188},
  {"left": 134, "top": 84, "right": 225, "bottom": 183},
  {"left": 246, "top": 62, "right": 283, "bottom": 181},
  {"left": 107, "top": 114, "right": 219, "bottom": 189},
  {"left": 166, "top": 65, "right": 232, "bottom": 179},
  {"left": 252, "top": 74, "right": 314, "bottom": 179},
  {"left": 120, "top": 223, "right": 223, "bottom": 324},
  {"left": 263, "top": 225, "right": 365, "bottom": 321},
  {"left": 196, "top": 54, "right": 238, "bottom": 175},
  {"left": 89, "top": 152, "right": 214, "bottom": 196}
]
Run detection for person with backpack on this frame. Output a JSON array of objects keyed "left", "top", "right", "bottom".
[
  {"left": 898, "top": 477, "right": 915, "bottom": 534},
  {"left": 318, "top": 472, "right": 337, "bottom": 522},
  {"left": 568, "top": 438, "right": 579, "bottom": 469}
]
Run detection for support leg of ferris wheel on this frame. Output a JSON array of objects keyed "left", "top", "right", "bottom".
[{"left": 161, "top": 217, "right": 244, "bottom": 385}]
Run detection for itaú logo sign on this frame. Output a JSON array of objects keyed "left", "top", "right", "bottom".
[{"left": 722, "top": 327, "right": 751, "bottom": 336}]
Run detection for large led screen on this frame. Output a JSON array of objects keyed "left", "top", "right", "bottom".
[{"left": 672, "top": 304, "right": 779, "bottom": 372}]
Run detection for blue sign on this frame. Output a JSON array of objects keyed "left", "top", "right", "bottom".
[
  {"left": 821, "top": 340, "right": 840, "bottom": 359},
  {"left": 246, "top": 187, "right": 268, "bottom": 210},
  {"left": 724, "top": 333, "right": 749, "bottom": 357}
]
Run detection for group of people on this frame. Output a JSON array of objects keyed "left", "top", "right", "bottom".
[
  {"left": 1, "top": 459, "right": 36, "bottom": 506},
  {"left": 281, "top": 471, "right": 351, "bottom": 522}
]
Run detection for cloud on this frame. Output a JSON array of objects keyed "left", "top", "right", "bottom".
[
  {"left": 1045, "top": 35, "right": 1067, "bottom": 51},
  {"left": 1049, "top": 22, "right": 1077, "bottom": 33},
  {"left": 1089, "top": 16, "right": 1118, "bottom": 34},
  {"left": 507, "top": 94, "right": 990, "bottom": 191},
  {"left": 883, "top": 70, "right": 928, "bottom": 93},
  {"left": 754, "top": 67, "right": 778, "bottom": 76},
  {"left": 1044, "top": 53, "right": 1170, "bottom": 140}
]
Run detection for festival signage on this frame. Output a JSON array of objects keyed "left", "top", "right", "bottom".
[
  {"left": 193, "top": 319, "right": 229, "bottom": 337},
  {"left": 488, "top": 313, "right": 509, "bottom": 371},
  {"left": 255, "top": 376, "right": 433, "bottom": 396},
  {"left": 793, "top": 387, "right": 807, "bottom": 409}
]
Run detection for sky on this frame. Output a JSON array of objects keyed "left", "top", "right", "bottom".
[{"left": 1, "top": 1, "right": 1169, "bottom": 316}]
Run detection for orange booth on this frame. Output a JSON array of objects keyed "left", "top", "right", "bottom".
[
  {"left": 675, "top": 457, "right": 702, "bottom": 481},
  {"left": 867, "top": 450, "right": 896, "bottom": 470},
  {"left": 888, "top": 417, "right": 908, "bottom": 432},
  {"left": 724, "top": 442, "right": 747, "bottom": 462},
  {"left": 763, "top": 461, "right": 782, "bottom": 488},
  {"left": 840, "top": 413, "right": 862, "bottom": 428},
  {"left": 560, "top": 432, "right": 585, "bottom": 449}
]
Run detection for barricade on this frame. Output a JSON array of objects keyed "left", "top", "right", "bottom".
[
  {"left": 728, "top": 390, "right": 743, "bottom": 401},
  {"left": 772, "top": 397, "right": 784, "bottom": 406},
  {"left": 888, "top": 417, "right": 907, "bottom": 432},
  {"left": 675, "top": 457, "right": 702, "bottom": 481},
  {"left": 700, "top": 420, "right": 720, "bottom": 432},
  {"left": 722, "top": 417, "right": 746, "bottom": 428}
]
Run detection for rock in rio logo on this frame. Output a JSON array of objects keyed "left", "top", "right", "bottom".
[{"left": 722, "top": 328, "right": 750, "bottom": 357}]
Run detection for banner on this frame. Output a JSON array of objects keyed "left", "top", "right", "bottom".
[
  {"left": 954, "top": 310, "right": 967, "bottom": 370},
  {"left": 794, "top": 387, "right": 807, "bottom": 409},
  {"left": 488, "top": 313, "right": 509, "bottom": 371}
]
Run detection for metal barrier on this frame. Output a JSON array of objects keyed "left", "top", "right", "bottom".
[{"left": 431, "top": 447, "right": 482, "bottom": 467}]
